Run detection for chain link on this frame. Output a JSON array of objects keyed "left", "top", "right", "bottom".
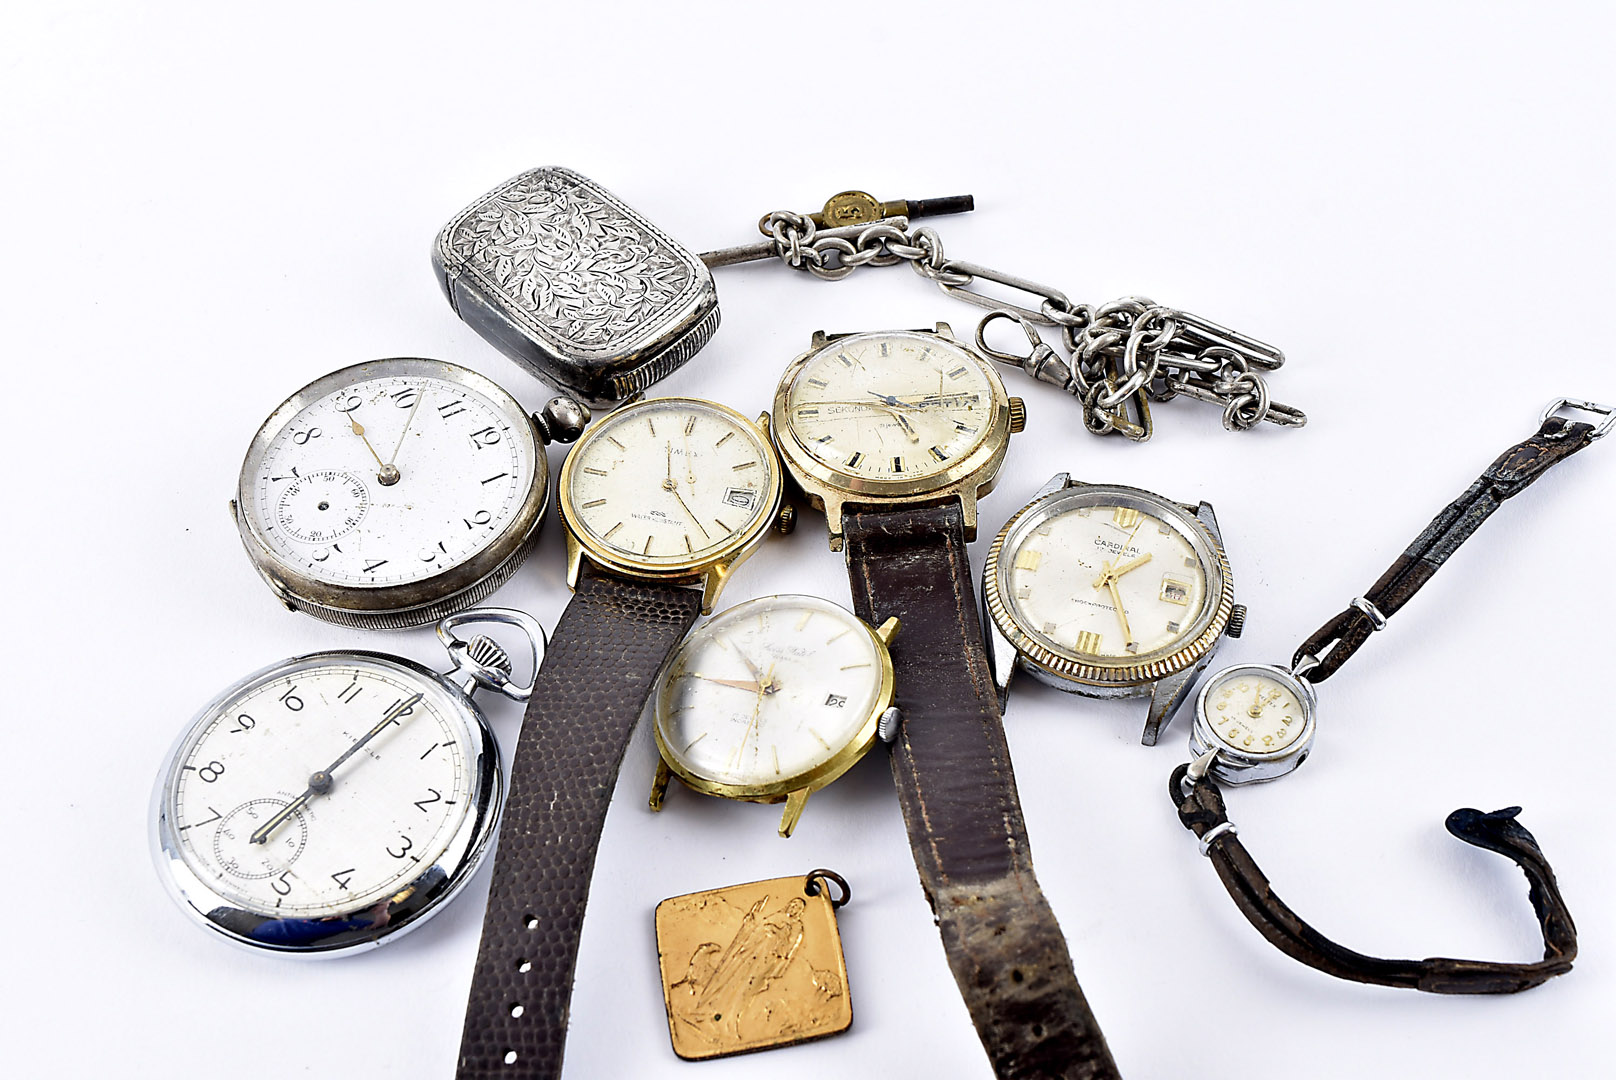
[{"left": 757, "top": 210, "right": 1304, "bottom": 440}]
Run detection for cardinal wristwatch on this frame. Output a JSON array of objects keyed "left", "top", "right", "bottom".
[
  {"left": 453, "top": 395, "right": 788, "bottom": 1077},
  {"left": 773, "top": 325, "right": 1120, "bottom": 1079},
  {"left": 1172, "top": 398, "right": 1609, "bottom": 994},
  {"left": 984, "top": 473, "right": 1243, "bottom": 744}
]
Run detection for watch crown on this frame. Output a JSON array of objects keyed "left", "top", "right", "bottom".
[
  {"left": 534, "top": 396, "right": 591, "bottom": 444},
  {"left": 465, "top": 634, "right": 513, "bottom": 677},
  {"left": 1226, "top": 604, "right": 1247, "bottom": 639},
  {"left": 878, "top": 706, "right": 903, "bottom": 743},
  {"left": 774, "top": 502, "right": 798, "bottom": 535},
  {"left": 1008, "top": 397, "right": 1027, "bottom": 434}
]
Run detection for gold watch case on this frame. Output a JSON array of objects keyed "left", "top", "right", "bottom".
[
  {"left": 648, "top": 597, "right": 899, "bottom": 837},
  {"left": 557, "top": 396, "right": 787, "bottom": 613},
  {"left": 771, "top": 323, "right": 1024, "bottom": 550}
]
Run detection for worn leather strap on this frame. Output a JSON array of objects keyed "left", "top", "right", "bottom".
[
  {"left": 1169, "top": 765, "right": 1576, "bottom": 993},
  {"left": 456, "top": 565, "right": 702, "bottom": 1078},
  {"left": 1295, "top": 416, "right": 1596, "bottom": 681},
  {"left": 843, "top": 501, "right": 1120, "bottom": 1080}
]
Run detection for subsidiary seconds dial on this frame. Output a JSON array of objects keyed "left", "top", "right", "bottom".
[{"left": 233, "top": 358, "right": 585, "bottom": 628}]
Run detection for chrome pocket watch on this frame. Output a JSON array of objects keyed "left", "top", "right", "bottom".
[
  {"left": 231, "top": 357, "right": 586, "bottom": 628},
  {"left": 151, "top": 609, "right": 543, "bottom": 954},
  {"left": 649, "top": 594, "right": 900, "bottom": 837}
]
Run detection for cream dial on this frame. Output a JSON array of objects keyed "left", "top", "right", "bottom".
[
  {"left": 1202, "top": 668, "right": 1308, "bottom": 755},
  {"left": 563, "top": 399, "right": 775, "bottom": 566},
  {"left": 656, "top": 595, "right": 886, "bottom": 788},
  {"left": 1003, "top": 497, "right": 1212, "bottom": 663},
  {"left": 784, "top": 331, "right": 994, "bottom": 481}
]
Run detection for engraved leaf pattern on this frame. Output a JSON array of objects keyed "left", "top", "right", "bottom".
[{"left": 447, "top": 174, "right": 694, "bottom": 347}]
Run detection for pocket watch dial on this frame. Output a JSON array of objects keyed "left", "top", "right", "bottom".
[
  {"left": 1001, "top": 493, "right": 1214, "bottom": 665},
  {"left": 1201, "top": 668, "right": 1307, "bottom": 756},
  {"left": 241, "top": 361, "right": 540, "bottom": 591},
  {"left": 162, "top": 657, "right": 478, "bottom": 919},
  {"left": 563, "top": 398, "right": 776, "bottom": 567},
  {"left": 656, "top": 595, "right": 886, "bottom": 789},
  {"left": 783, "top": 331, "right": 995, "bottom": 482}
]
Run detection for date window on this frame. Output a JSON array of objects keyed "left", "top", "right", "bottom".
[
  {"left": 1159, "top": 578, "right": 1191, "bottom": 605},
  {"left": 722, "top": 487, "right": 758, "bottom": 509},
  {"left": 825, "top": 693, "right": 847, "bottom": 708}
]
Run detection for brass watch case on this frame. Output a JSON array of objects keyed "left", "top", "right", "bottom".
[
  {"left": 984, "top": 481, "right": 1235, "bottom": 689},
  {"left": 771, "top": 324, "right": 1021, "bottom": 550},
  {"left": 558, "top": 397, "right": 784, "bottom": 614},
  {"left": 649, "top": 603, "right": 898, "bottom": 837}
]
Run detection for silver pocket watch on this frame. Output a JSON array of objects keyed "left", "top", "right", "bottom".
[
  {"left": 151, "top": 609, "right": 543, "bottom": 954},
  {"left": 231, "top": 357, "right": 587, "bottom": 628}
]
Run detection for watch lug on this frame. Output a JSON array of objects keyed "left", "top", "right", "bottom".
[
  {"left": 958, "top": 492, "right": 979, "bottom": 541},
  {"left": 1143, "top": 658, "right": 1211, "bottom": 746},
  {"left": 1033, "top": 472, "right": 1071, "bottom": 501},
  {"left": 564, "top": 531, "right": 584, "bottom": 592},
  {"left": 756, "top": 411, "right": 771, "bottom": 436},
  {"left": 810, "top": 330, "right": 830, "bottom": 349},
  {"left": 1194, "top": 500, "right": 1224, "bottom": 545},
  {"left": 779, "top": 788, "right": 809, "bottom": 838},
  {"left": 983, "top": 595, "right": 1016, "bottom": 712},
  {"left": 700, "top": 560, "right": 731, "bottom": 614},
  {"left": 824, "top": 495, "right": 846, "bottom": 552},
  {"left": 649, "top": 758, "right": 671, "bottom": 812},
  {"left": 873, "top": 616, "right": 900, "bottom": 646},
  {"left": 934, "top": 321, "right": 954, "bottom": 340},
  {"left": 228, "top": 498, "right": 240, "bottom": 525}
]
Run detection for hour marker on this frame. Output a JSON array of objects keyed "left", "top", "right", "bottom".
[
  {"left": 1166, "top": 620, "right": 1182, "bottom": 634},
  {"left": 1184, "top": 556, "right": 1198, "bottom": 568},
  {"left": 1160, "top": 578, "right": 1191, "bottom": 605},
  {"left": 1015, "top": 584, "right": 1031, "bottom": 600},
  {"left": 846, "top": 451, "right": 864, "bottom": 469},
  {"left": 608, "top": 436, "right": 626, "bottom": 449},
  {"left": 647, "top": 418, "right": 657, "bottom": 436},
  {"left": 953, "top": 421, "right": 974, "bottom": 432},
  {"left": 682, "top": 732, "right": 708, "bottom": 753},
  {"left": 837, "top": 353, "right": 854, "bottom": 367},
  {"left": 809, "top": 727, "right": 832, "bottom": 750},
  {"left": 605, "top": 522, "right": 623, "bottom": 539},
  {"left": 1158, "top": 520, "right": 1175, "bottom": 534},
  {"left": 583, "top": 467, "right": 607, "bottom": 476},
  {"left": 891, "top": 456, "right": 903, "bottom": 472},
  {"left": 772, "top": 746, "right": 781, "bottom": 775},
  {"left": 684, "top": 534, "right": 693, "bottom": 553},
  {"left": 1125, "top": 642, "right": 1140, "bottom": 654},
  {"left": 929, "top": 445, "right": 950, "bottom": 462},
  {"left": 437, "top": 399, "right": 467, "bottom": 419},
  {"left": 1014, "top": 549, "right": 1042, "bottom": 571},
  {"left": 879, "top": 342, "right": 889, "bottom": 356},
  {"left": 582, "top": 498, "right": 607, "bottom": 508},
  {"left": 816, "top": 434, "right": 833, "bottom": 443},
  {"left": 715, "top": 432, "right": 734, "bottom": 447},
  {"left": 827, "top": 628, "right": 851, "bottom": 643},
  {"left": 715, "top": 518, "right": 735, "bottom": 533},
  {"left": 683, "top": 416, "right": 696, "bottom": 435},
  {"left": 1112, "top": 506, "right": 1141, "bottom": 529},
  {"left": 732, "top": 461, "right": 758, "bottom": 470},
  {"left": 807, "top": 377, "right": 829, "bottom": 388},
  {"left": 644, "top": 535, "right": 654, "bottom": 554},
  {"left": 839, "top": 662, "right": 870, "bottom": 670},
  {"left": 1073, "top": 630, "right": 1102, "bottom": 654},
  {"left": 795, "top": 611, "right": 814, "bottom": 631},
  {"left": 947, "top": 365, "right": 969, "bottom": 379},
  {"left": 797, "top": 407, "right": 820, "bottom": 417}
]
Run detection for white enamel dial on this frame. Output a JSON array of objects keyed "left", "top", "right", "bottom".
[
  {"left": 240, "top": 359, "right": 540, "bottom": 591},
  {"left": 1002, "top": 494, "right": 1213, "bottom": 663},
  {"left": 563, "top": 398, "right": 775, "bottom": 566},
  {"left": 163, "top": 656, "right": 478, "bottom": 918},
  {"left": 656, "top": 595, "right": 885, "bottom": 788},
  {"left": 1201, "top": 667, "right": 1309, "bottom": 756},
  {"left": 784, "top": 331, "right": 995, "bottom": 482}
]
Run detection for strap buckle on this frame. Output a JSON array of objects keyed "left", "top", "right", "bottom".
[{"left": 1540, "top": 397, "right": 1615, "bottom": 440}]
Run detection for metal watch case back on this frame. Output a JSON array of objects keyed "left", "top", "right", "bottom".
[
  {"left": 433, "top": 166, "right": 720, "bottom": 408},
  {"left": 1189, "top": 663, "right": 1318, "bottom": 783}
]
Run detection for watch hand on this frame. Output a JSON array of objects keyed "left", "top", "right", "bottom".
[
  {"left": 384, "top": 386, "right": 425, "bottom": 475},
  {"left": 347, "top": 414, "right": 392, "bottom": 483},
  {"left": 689, "top": 673, "right": 765, "bottom": 692},
  {"left": 249, "top": 692, "right": 424, "bottom": 845},
  {"left": 659, "top": 442, "right": 710, "bottom": 536},
  {"left": 1107, "top": 551, "right": 1154, "bottom": 581},
  {"left": 1097, "top": 566, "right": 1136, "bottom": 649},
  {"left": 683, "top": 433, "right": 698, "bottom": 488}
]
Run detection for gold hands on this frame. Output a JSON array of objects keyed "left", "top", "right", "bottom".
[
  {"left": 1100, "top": 573, "right": 1135, "bottom": 649},
  {"left": 347, "top": 414, "right": 394, "bottom": 485},
  {"left": 1248, "top": 686, "right": 1280, "bottom": 719},
  {"left": 689, "top": 673, "right": 765, "bottom": 693},
  {"left": 1089, "top": 539, "right": 1150, "bottom": 651}
]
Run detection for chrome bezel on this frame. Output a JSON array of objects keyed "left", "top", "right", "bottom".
[
  {"left": 1190, "top": 663, "right": 1317, "bottom": 784},
  {"left": 984, "top": 482, "right": 1234, "bottom": 689},
  {"left": 234, "top": 357, "right": 549, "bottom": 629},
  {"left": 151, "top": 649, "right": 502, "bottom": 956}
]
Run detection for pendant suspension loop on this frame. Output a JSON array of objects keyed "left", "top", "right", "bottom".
[{"left": 804, "top": 868, "right": 851, "bottom": 909}]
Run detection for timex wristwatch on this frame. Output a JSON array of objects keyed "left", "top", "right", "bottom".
[
  {"left": 453, "top": 396, "right": 787, "bottom": 1077},
  {"left": 1171, "top": 398, "right": 1608, "bottom": 994},
  {"left": 772, "top": 325, "right": 1121, "bottom": 1079},
  {"left": 983, "top": 474, "right": 1243, "bottom": 744}
]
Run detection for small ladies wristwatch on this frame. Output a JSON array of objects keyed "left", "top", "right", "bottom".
[{"left": 1172, "top": 398, "right": 1609, "bottom": 993}]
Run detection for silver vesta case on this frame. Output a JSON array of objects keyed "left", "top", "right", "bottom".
[{"left": 433, "top": 167, "right": 720, "bottom": 408}]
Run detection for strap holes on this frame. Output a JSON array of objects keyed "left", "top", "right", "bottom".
[
  {"left": 502, "top": 1050, "right": 518, "bottom": 1066},
  {"left": 1031, "top": 1024, "right": 1045, "bottom": 1039},
  {"left": 1010, "top": 968, "right": 1025, "bottom": 984},
  {"left": 524, "top": 914, "right": 539, "bottom": 930},
  {"left": 509, "top": 1003, "right": 525, "bottom": 1019},
  {"left": 516, "top": 958, "right": 532, "bottom": 974}
]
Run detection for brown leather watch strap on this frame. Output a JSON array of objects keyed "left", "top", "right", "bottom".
[
  {"left": 456, "top": 564, "right": 702, "bottom": 1079},
  {"left": 1170, "top": 765, "right": 1577, "bottom": 993},
  {"left": 1295, "top": 415, "right": 1597, "bottom": 681},
  {"left": 843, "top": 501, "right": 1120, "bottom": 1080}
]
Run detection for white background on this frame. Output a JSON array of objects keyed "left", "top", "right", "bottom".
[{"left": 2, "top": 3, "right": 1611, "bottom": 1077}]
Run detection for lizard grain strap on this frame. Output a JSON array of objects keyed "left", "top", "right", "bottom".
[
  {"left": 1169, "top": 765, "right": 1577, "bottom": 993},
  {"left": 1294, "top": 415, "right": 1597, "bottom": 681},
  {"left": 843, "top": 501, "right": 1120, "bottom": 1080},
  {"left": 456, "top": 565, "right": 703, "bottom": 1078}
]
